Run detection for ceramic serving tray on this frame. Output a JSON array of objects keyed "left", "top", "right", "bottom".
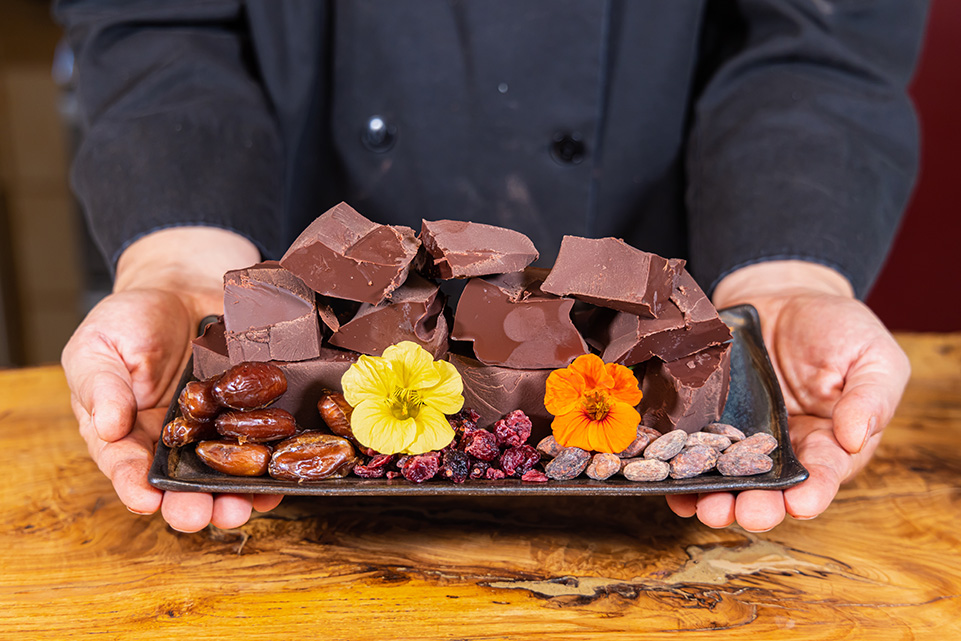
[{"left": 148, "top": 304, "right": 808, "bottom": 496}]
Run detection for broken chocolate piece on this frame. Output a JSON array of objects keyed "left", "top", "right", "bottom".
[
  {"left": 192, "top": 318, "right": 230, "bottom": 381},
  {"left": 416, "top": 219, "right": 538, "bottom": 279},
  {"left": 641, "top": 344, "right": 732, "bottom": 434},
  {"left": 541, "top": 235, "right": 681, "bottom": 318},
  {"left": 280, "top": 202, "right": 420, "bottom": 305},
  {"left": 668, "top": 261, "right": 732, "bottom": 344},
  {"left": 223, "top": 261, "right": 322, "bottom": 363},
  {"left": 328, "top": 272, "right": 449, "bottom": 358},
  {"left": 447, "top": 353, "right": 553, "bottom": 444},
  {"left": 452, "top": 268, "right": 588, "bottom": 369}
]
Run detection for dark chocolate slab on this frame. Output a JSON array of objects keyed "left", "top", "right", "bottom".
[
  {"left": 151, "top": 305, "right": 806, "bottom": 496},
  {"left": 641, "top": 343, "right": 732, "bottom": 434},
  {"left": 416, "top": 219, "right": 538, "bottom": 279}
]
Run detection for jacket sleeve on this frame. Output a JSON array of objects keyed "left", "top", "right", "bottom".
[
  {"left": 685, "top": 0, "right": 927, "bottom": 298},
  {"left": 55, "top": 0, "right": 285, "bottom": 271}
]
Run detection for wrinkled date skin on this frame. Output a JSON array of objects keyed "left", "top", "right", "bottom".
[
  {"left": 213, "top": 362, "right": 287, "bottom": 410},
  {"left": 215, "top": 408, "right": 298, "bottom": 443},
  {"left": 317, "top": 389, "right": 378, "bottom": 456},
  {"left": 269, "top": 432, "right": 357, "bottom": 482},
  {"left": 162, "top": 416, "right": 217, "bottom": 448},
  {"left": 179, "top": 379, "right": 220, "bottom": 422},
  {"left": 196, "top": 440, "right": 271, "bottom": 476}
]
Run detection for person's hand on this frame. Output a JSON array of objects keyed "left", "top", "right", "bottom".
[
  {"left": 62, "top": 228, "right": 283, "bottom": 532},
  {"left": 665, "top": 261, "right": 910, "bottom": 531}
]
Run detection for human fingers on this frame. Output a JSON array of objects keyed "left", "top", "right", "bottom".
[
  {"left": 733, "top": 490, "right": 786, "bottom": 532},
  {"left": 695, "top": 492, "right": 736, "bottom": 528},
  {"left": 783, "top": 415, "right": 853, "bottom": 519},
  {"left": 161, "top": 491, "right": 215, "bottom": 533},
  {"left": 252, "top": 494, "right": 284, "bottom": 513},
  {"left": 210, "top": 494, "right": 254, "bottom": 529},
  {"left": 831, "top": 336, "right": 910, "bottom": 454},
  {"left": 665, "top": 494, "right": 697, "bottom": 518},
  {"left": 62, "top": 332, "right": 138, "bottom": 443}
]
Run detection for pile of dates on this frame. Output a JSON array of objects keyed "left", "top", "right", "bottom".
[
  {"left": 535, "top": 423, "right": 775, "bottom": 482},
  {"left": 163, "top": 362, "right": 357, "bottom": 481}
]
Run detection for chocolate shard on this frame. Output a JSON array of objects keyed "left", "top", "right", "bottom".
[
  {"left": 447, "top": 353, "right": 553, "bottom": 443},
  {"left": 584, "top": 262, "right": 732, "bottom": 366},
  {"left": 280, "top": 202, "right": 420, "bottom": 305},
  {"left": 641, "top": 343, "right": 732, "bottom": 434},
  {"left": 316, "top": 296, "right": 361, "bottom": 334},
  {"left": 223, "top": 261, "right": 322, "bottom": 364},
  {"left": 192, "top": 318, "right": 230, "bottom": 381},
  {"left": 415, "top": 219, "right": 538, "bottom": 279},
  {"left": 452, "top": 268, "right": 588, "bottom": 369},
  {"left": 540, "top": 235, "right": 682, "bottom": 318},
  {"left": 328, "top": 272, "right": 449, "bottom": 358}
]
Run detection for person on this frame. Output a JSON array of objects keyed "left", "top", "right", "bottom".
[{"left": 55, "top": 0, "right": 924, "bottom": 533}]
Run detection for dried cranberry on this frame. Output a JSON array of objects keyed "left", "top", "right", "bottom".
[
  {"left": 385, "top": 470, "right": 402, "bottom": 480},
  {"left": 461, "top": 429, "right": 499, "bottom": 462},
  {"left": 485, "top": 467, "right": 506, "bottom": 480},
  {"left": 402, "top": 454, "right": 439, "bottom": 483},
  {"left": 499, "top": 444, "right": 540, "bottom": 477},
  {"left": 469, "top": 460, "right": 490, "bottom": 479},
  {"left": 449, "top": 408, "right": 481, "bottom": 434},
  {"left": 353, "top": 454, "right": 395, "bottom": 479},
  {"left": 521, "top": 469, "right": 549, "bottom": 483},
  {"left": 493, "top": 410, "right": 533, "bottom": 447},
  {"left": 441, "top": 449, "right": 470, "bottom": 484}
]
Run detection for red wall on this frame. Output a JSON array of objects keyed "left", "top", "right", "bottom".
[{"left": 867, "top": 0, "right": 961, "bottom": 332}]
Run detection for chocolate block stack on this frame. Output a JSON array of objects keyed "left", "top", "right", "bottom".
[{"left": 191, "top": 202, "right": 732, "bottom": 440}]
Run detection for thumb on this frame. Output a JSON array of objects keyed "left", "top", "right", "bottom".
[
  {"left": 831, "top": 339, "right": 910, "bottom": 454},
  {"left": 62, "top": 337, "right": 138, "bottom": 443}
]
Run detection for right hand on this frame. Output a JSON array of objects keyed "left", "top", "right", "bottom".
[{"left": 61, "top": 228, "right": 282, "bottom": 532}]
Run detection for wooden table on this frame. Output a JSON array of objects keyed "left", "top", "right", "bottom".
[{"left": 1, "top": 334, "right": 959, "bottom": 639}]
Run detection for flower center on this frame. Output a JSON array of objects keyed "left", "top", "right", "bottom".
[
  {"left": 389, "top": 387, "right": 423, "bottom": 420},
  {"left": 582, "top": 391, "right": 612, "bottom": 421}
]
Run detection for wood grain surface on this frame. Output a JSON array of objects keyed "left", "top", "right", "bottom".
[{"left": 1, "top": 334, "right": 959, "bottom": 640}]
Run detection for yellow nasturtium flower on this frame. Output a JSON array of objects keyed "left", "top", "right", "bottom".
[{"left": 341, "top": 341, "right": 465, "bottom": 455}]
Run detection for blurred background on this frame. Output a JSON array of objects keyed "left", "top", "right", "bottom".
[{"left": 0, "top": 0, "right": 958, "bottom": 368}]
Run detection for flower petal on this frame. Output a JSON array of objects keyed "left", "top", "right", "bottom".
[
  {"left": 544, "top": 367, "right": 586, "bottom": 416},
  {"left": 420, "top": 360, "right": 464, "bottom": 415},
  {"left": 342, "top": 355, "right": 396, "bottom": 408},
  {"left": 604, "top": 362, "right": 643, "bottom": 406},
  {"left": 350, "top": 399, "right": 417, "bottom": 454},
  {"left": 570, "top": 353, "right": 614, "bottom": 393},
  {"left": 551, "top": 410, "right": 594, "bottom": 451},
  {"left": 383, "top": 341, "right": 441, "bottom": 390},
  {"left": 588, "top": 402, "right": 640, "bottom": 453},
  {"left": 404, "top": 405, "right": 455, "bottom": 454}
]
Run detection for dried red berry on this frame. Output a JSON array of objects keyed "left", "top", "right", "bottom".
[
  {"left": 485, "top": 467, "right": 506, "bottom": 480},
  {"left": 469, "top": 460, "right": 490, "bottom": 479},
  {"left": 449, "top": 408, "right": 481, "bottom": 434},
  {"left": 521, "top": 469, "right": 549, "bottom": 483},
  {"left": 441, "top": 449, "right": 470, "bottom": 484},
  {"left": 461, "top": 429, "right": 499, "bottom": 462},
  {"left": 499, "top": 444, "right": 540, "bottom": 477},
  {"left": 402, "top": 454, "right": 440, "bottom": 483},
  {"left": 353, "top": 454, "right": 395, "bottom": 479},
  {"left": 385, "top": 470, "right": 402, "bottom": 480},
  {"left": 493, "top": 410, "right": 533, "bottom": 447}
]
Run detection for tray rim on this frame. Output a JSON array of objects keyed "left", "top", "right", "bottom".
[{"left": 148, "top": 304, "right": 808, "bottom": 496}]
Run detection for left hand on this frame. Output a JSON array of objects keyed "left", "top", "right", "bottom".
[{"left": 665, "top": 261, "right": 910, "bottom": 531}]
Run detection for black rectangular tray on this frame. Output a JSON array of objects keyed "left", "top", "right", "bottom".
[{"left": 148, "top": 304, "right": 807, "bottom": 496}]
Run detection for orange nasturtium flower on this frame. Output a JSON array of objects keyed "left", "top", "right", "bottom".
[{"left": 544, "top": 354, "right": 642, "bottom": 453}]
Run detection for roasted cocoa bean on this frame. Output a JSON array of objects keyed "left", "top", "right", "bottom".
[
  {"left": 717, "top": 450, "right": 774, "bottom": 476},
  {"left": 725, "top": 432, "right": 777, "bottom": 456},
  {"left": 685, "top": 431, "right": 733, "bottom": 452},
  {"left": 616, "top": 426, "right": 662, "bottom": 458},
  {"left": 179, "top": 379, "right": 220, "bottom": 422},
  {"left": 268, "top": 432, "right": 357, "bottom": 481},
  {"left": 669, "top": 444, "right": 719, "bottom": 479},
  {"left": 643, "top": 429, "right": 687, "bottom": 461},
  {"left": 586, "top": 452, "right": 621, "bottom": 481},
  {"left": 536, "top": 435, "right": 564, "bottom": 459},
  {"left": 544, "top": 447, "right": 590, "bottom": 481},
  {"left": 215, "top": 408, "right": 298, "bottom": 443},
  {"left": 162, "top": 416, "right": 217, "bottom": 448},
  {"left": 704, "top": 423, "right": 746, "bottom": 442},
  {"left": 622, "top": 458, "right": 670, "bottom": 482},
  {"left": 213, "top": 362, "right": 287, "bottom": 410},
  {"left": 196, "top": 440, "right": 271, "bottom": 476}
]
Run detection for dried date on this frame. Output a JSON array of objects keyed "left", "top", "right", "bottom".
[
  {"left": 213, "top": 362, "right": 287, "bottom": 410},
  {"left": 215, "top": 408, "right": 298, "bottom": 443},
  {"left": 162, "top": 416, "right": 217, "bottom": 448},
  {"left": 178, "top": 379, "right": 220, "bottom": 422},
  {"left": 196, "top": 440, "right": 271, "bottom": 476},
  {"left": 268, "top": 432, "right": 357, "bottom": 481}
]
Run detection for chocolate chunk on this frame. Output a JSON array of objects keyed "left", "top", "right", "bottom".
[
  {"left": 328, "top": 273, "right": 449, "bottom": 358},
  {"left": 416, "top": 219, "right": 538, "bottom": 279},
  {"left": 280, "top": 202, "right": 420, "bottom": 305},
  {"left": 192, "top": 318, "right": 230, "bottom": 381},
  {"left": 223, "top": 261, "right": 322, "bottom": 364},
  {"left": 446, "top": 353, "right": 552, "bottom": 442},
  {"left": 541, "top": 236, "right": 682, "bottom": 318},
  {"left": 641, "top": 344, "right": 732, "bottom": 434},
  {"left": 452, "top": 268, "right": 588, "bottom": 369}
]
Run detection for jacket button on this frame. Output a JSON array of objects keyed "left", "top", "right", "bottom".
[
  {"left": 550, "top": 132, "right": 586, "bottom": 165},
  {"left": 362, "top": 116, "right": 396, "bottom": 152}
]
